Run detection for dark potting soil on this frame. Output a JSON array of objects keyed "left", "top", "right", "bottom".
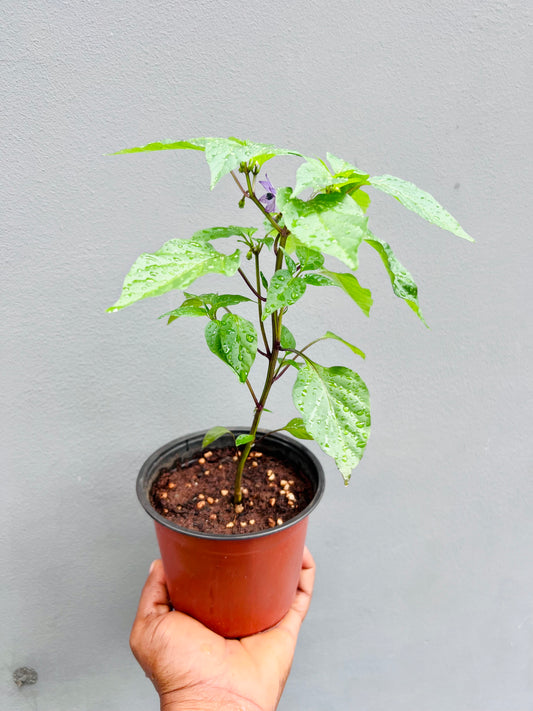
[{"left": 150, "top": 446, "right": 315, "bottom": 535}]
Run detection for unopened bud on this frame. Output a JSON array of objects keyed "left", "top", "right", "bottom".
[{"left": 238, "top": 196, "right": 246, "bottom": 209}]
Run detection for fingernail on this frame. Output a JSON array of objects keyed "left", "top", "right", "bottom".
[{"left": 149, "top": 560, "right": 157, "bottom": 574}]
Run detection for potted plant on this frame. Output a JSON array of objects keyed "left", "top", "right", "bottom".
[{"left": 108, "top": 137, "right": 472, "bottom": 637}]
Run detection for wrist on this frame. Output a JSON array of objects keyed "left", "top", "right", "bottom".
[{"left": 160, "top": 687, "right": 265, "bottom": 711}]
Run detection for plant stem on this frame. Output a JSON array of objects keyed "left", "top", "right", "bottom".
[
  {"left": 238, "top": 268, "right": 265, "bottom": 301},
  {"left": 233, "top": 177, "right": 289, "bottom": 504},
  {"left": 254, "top": 252, "right": 270, "bottom": 355},
  {"left": 232, "top": 306, "right": 284, "bottom": 503},
  {"left": 230, "top": 170, "right": 247, "bottom": 195}
]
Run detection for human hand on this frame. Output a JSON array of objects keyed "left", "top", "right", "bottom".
[{"left": 130, "top": 547, "right": 316, "bottom": 711}]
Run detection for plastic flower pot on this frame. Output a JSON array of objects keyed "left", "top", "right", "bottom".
[{"left": 137, "top": 429, "right": 325, "bottom": 638}]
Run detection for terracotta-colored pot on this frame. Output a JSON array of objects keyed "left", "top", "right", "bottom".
[{"left": 137, "top": 429, "right": 325, "bottom": 638}]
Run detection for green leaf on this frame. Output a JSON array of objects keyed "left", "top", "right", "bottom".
[
  {"left": 205, "top": 320, "right": 226, "bottom": 362},
  {"left": 205, "top": 313, "right": 257, "bottom": 382},
  {"left": 320, "top": 270, "right": 373, "bottom": 317},
  {"left": 368, "top": 174, "right": 473, "bottom": 241},
  {"left": 284, "top": 252, "right": 298, "bottom": 276},
  {"left": 292, "top": 361, "right": 371, "bottom": 482},
  {"left": 203, "top": 137, "right": 302, "bottom": 188},
  {"left": 296, "top": 245, "right": 324, "bottom": 271},
  {"left": 107, "top": 239, "right": 241, "bottom": 312},
  {"left": 280, "top": 325, "right": 296, "bottom": 350},
  {"left": 160, "top": 304, "right": 207, "bottom": 324},
  {"left": 202, "top": 426, "right": 234, "bottom": 448},
  {"left": 191, "top": 226, "right": 257, "bottom": 241},
  {"left": 293, "top": 158, "right": 334, "bottom": 196},
  {"left": 255, "top": 235, "right": 275, "bottom": 250},
  {"left": 263, "top": 270, "right": 307, "bottom": 319},
  {"left": 181, "top": 294, "right": 204, "bottom": 306},
  {"left": 277, "top": 188, "right": 369, "bottom": 270},
  {"left": 111, "top": 138, "right": 208, "bottom": 155},
  {"left": 302, "top": 273, "right": 334, "bottom": 287},
  {"left": 260, "top": 271, "right": 269, "bottom": 290},
  {"left": 281, "top": 418, "right": 313, "bottom": 440},
  {"left": 284, "top": 233, "right": 298, "bottom": 254},
  {"left": 321, "top": 331, "right": 365, "bottom": 359},
  {"left": 235, "top": 433, "right": 255, "bottom": 446},
  {"left": 294, "top": 156, "right": 370, "bottom": 197},
  {"left": 349, "top": 189, "right": 371, "bottom": 212},
  {"left": 112, "top": 137, "right": 302, "bottom": 189},
  {"left": 365, "top": 234, "right": 427, "bottom": 326},
  {"left": 326, "top": 153, "right": 368, "bottom": 178},
  {"left": 184, "top": 292, "right": 252, "bottom": 318}
]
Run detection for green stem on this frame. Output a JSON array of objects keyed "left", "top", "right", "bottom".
[
  {"left": 255, "top": 252, "right": 270, "bottom": 355},
  {"left": 233, "top": 183, "right": 289, "bottom": 504},
  {"left": 230, "top": 170, "right": 247, "bottom": 195},
  {"left": 238, "top": 267, "right": 264, "bottom": 301}
]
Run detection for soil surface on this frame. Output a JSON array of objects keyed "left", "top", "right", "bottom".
[{"left": 150, "top": 446, "right": 315, "bottom": 535}]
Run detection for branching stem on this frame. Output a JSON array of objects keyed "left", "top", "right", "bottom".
[
  {"left": 233, "top": 168, "right": 289, "bottom": 504},
  {"left": 238, "top": 268, "right": 265, "bottom": 301}
]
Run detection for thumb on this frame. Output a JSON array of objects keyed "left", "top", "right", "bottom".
[{"left": 135, "top": 559, "right": 171, "bottom": 620}]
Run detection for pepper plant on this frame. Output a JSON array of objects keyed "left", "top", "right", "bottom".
[{"left": 108, "top": 137, "right": 472, "bottom": 505}]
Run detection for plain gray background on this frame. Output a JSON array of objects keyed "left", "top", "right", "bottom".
[{"left": 2, "top": 1, "right": 532, "bottom": 709}]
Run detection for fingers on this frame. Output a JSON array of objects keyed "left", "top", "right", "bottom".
[
  {"left": 299, "top": 546, "right": 316, "bottom": 597},
  {"left": 291, "top": 546, "right": 316, "bottom": 619},
  {"left": 275, "top": 546, "right": 316, "bottom": 640},
  {"left": 135, "top": 559, "right": 171, "bottom": 621}
]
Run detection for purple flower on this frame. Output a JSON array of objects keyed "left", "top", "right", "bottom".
[{"left": 258, "top": 174, "right": 277, "bottom": 213}]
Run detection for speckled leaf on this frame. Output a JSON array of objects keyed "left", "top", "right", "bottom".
[
  {"left": 208, "top": 313, "right": 257, "bottom": 382},
  {"left": 204, "top": 137, "right": 302, "bottom": 188},
  {"left": 277, "top": 188, "right": 368, "bottom": 270},
  {"left": 205, "top": 320, "right": 226, "bottom": 363},
  {"left": 292, "top": 361, "right": 371, "bottom": 482},
  {"left": 302, "top": 273, "right": 334, "bottom": 287},
  {"left": 365, "top": 234, "right": 427, "bottom": 326},
  {"left": 293, "top": 158, "right": 334, "bottom": 196},
  {"left": 112, "top": 137, "right": 301, "bottom": 189},
  {"left": 284, "top": 252, "right": 298, "bottom": 276},
  {"left": 263, "top": 270, "right": 307, "bottom": 319},
  {"left": 369, "top": 174, "right": 473, "bottom": 241},
  {"left": 183, "top": 292, "right": 252, "bottom": 318},
  {"left": 108, "top": 239, "right": 240, "bottom": 312},
  {"left": 320, "top": 270, "right": 373, "bottom": 317},
  {"left": 191, "top": 226, "right": 257, "bottom": 241},
  {"left": 294, "top": 156, "right": 369, "bottom": 196},
  {"left": 296, "top": 245, "right": 324, "bottom": 271},
  {"left": 111, "top": 138, "right": 208, "bottom": 155}
]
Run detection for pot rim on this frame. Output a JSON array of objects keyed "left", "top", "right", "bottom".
[{"left": 137, "top": 428, "right": 325, "bottom": 541}]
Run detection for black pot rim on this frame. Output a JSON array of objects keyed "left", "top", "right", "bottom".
[{"left": 137, "top": 428, "right": 325, "bottom": 541}]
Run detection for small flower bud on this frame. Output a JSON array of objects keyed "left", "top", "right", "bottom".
[{"left": 238, "top": 196, "right": 246, "bottom": 209}]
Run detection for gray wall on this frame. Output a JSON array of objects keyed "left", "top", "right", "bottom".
[{"left": 2, "top": 1, "right": 531, "bottom": 709}]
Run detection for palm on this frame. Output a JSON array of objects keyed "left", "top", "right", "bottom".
[{"left": 130, "top": 551, "right": 315, "bottom": 711}]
